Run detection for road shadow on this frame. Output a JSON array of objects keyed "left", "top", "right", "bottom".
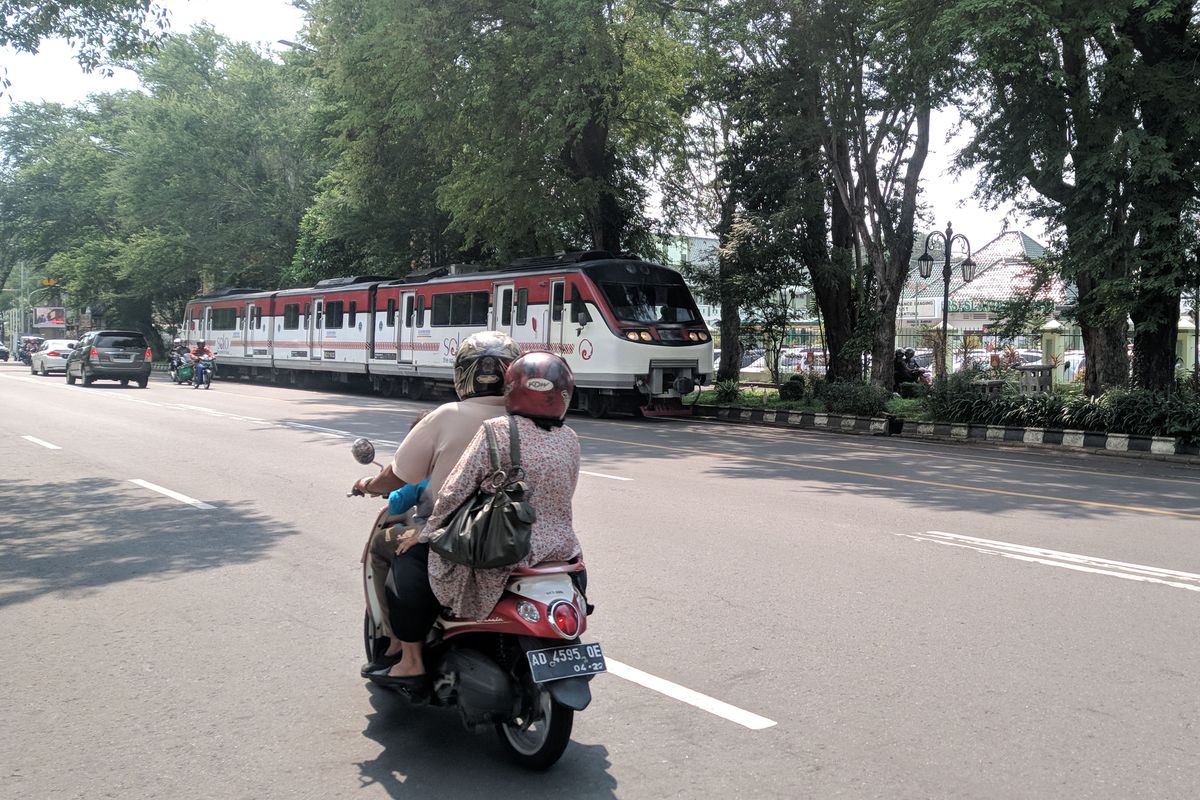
[
  {"left": 0, "top": 477, "right": 288, "bottom": 608},
  {"left": 357, "top": 685, "right": 617, "bottom": 798}
]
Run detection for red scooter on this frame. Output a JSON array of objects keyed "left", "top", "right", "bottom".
[{"left": 349, "top": 438, "right": 604, "bottom": 770}]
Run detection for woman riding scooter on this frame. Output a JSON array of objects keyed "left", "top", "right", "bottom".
[{"left": 352, "top": 330, "right": 523, "bottom": 682}]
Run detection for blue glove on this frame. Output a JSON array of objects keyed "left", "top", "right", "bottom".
[{"left": 387, "top": 479, "right": 428, "bottom": 516}]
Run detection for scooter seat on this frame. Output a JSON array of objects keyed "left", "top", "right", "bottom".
[{"left": 509, "top": 561, "right": 584, "bottom": 576}]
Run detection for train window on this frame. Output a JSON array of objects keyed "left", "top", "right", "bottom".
[
  {"left": 431, "top": 295, "right": 451, "bottom": 326},
  {"left": 416, "top": 296, "right": 426, "bottom": 325},
  {"left": 283, "top": 304, "right": 300, "bottom": 330},
  {"left": 211, "top": 307, "right": 238, "bottom": 330},
  {"left": 501, "top": 289, "right": 513, "bottom": 327},
  {"left": 303, "top": 303, "right": 311, "bottom": 328},
  {"left": 386, "top": 298, "right": 397, "bottom": 327},
  {"left": 349, "top": 301, "right": 358, "bottom": 327},
  {"left": 404, "top": 296, "right": 415, "bottom": 327},
  {"left": 253, "top": 307, "right": 263, "bottom": 329},
  {"left": 431, "top": 292, "right": 489, "bottom": 326},
  {"left": 516, "top": 289, "right": 528, "bottom": 325},
  {"left": 570, "top": 285, "right": 590, "bottom": 323},
  {"left": 599, "top": 282, "right": 699, "bottom": 324},
  {"left": 551, "top": 283, "right": 565, "bottom": 322},
  {"left": 326, "top": 301, "right": 345, "bottom": 329}
]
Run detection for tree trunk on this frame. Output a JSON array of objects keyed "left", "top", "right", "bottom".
[
  {"left": 714, "top": 192, "right": 741, "bottom": 382},
  {"left": 1075, "top": 272, "right": 1129, "bottom": 395},
  {"left": 1131, "top": 291, "right": 1180, "bottom": 391},
  {"left": 811, "top": 184, "right": 857, "bottom": 381}
]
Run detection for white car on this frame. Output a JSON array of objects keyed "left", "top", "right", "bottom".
[{"left": 31, "top": 339, "right": 77, "bottom": 375}]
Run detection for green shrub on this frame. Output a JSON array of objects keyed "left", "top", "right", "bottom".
[
  {"left": 778, "top": 373, "right": 805, "bottom": 401},
  {"left": 821, "top": 381, "right": 891, "bottom": 417},
  {"left": 808, "top": 375, "right": 827, "bottom": 399},
  {"left": 714, "top": 379, "right": 742, "bottom": 404},
  {"left": 921, "top": 376, "right": 1200, "bottom": 443}
]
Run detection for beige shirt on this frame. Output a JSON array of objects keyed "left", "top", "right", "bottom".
[{"left": 391, "top": 395, "right": 506, "bottom": 517}]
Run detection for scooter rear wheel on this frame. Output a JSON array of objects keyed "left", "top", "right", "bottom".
[{"left": 496, "top": 688, "right": 573, "bottom": 770}]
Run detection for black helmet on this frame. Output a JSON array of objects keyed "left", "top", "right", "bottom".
[
  {"left": 454, "top": 331, "right": 521, "bottom": 400},
  {"left": 904, "top": 348, "right": 916, "bottom": 358},
  {"left": 895, "top": 349, "right": 904, "bottom": 358}
]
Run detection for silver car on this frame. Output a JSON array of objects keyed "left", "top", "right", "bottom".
[{"left": 31, "top": 339, "right": 77, "bottom": 375}]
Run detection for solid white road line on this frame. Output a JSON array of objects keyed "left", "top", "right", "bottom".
[
  {"left": 899, "top": 530, "right": 1200, "bottom": 593},
  {"left": 129, "top": 479, "right": 216, "bottom": 510},
  {"left": 605, "top": 658, "right": 777, "bottom": 730},
  {"left": 580, "top": 470, "right": 632, "bottom": 481},
  {"left": 21, "top": 435, "right": 61, "bottom": 450}
]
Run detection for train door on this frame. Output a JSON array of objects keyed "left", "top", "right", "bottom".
[
  {"left": 244, "top": 302, "right": 256, "bottom": 356},
  {"left": 202, "top": 306, "right": 212, "bottom": 343},
  {"left": 398, "top": 291, "right": 416, "bottom": 364},
  {"left": 547, "top": 279, "right": 566, "bottom": 348},
  {"left": 309, "top": 297, "right": 324, "bottom": 361},
  {"left": 493, "top": 282, "right": 515, "bottom": 338}
]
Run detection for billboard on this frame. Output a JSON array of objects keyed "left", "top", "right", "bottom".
[{"left": 34, "top": 306, "right": 66, "bottom": 327}]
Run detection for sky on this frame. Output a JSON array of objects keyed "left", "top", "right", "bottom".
[{"left": 0, "top": 0, "right": 1046, "bottom": 249}]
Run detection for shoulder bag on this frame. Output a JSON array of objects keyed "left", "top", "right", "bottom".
[{"left": 428, "top": 416, "right": 535, "bottom": 569}]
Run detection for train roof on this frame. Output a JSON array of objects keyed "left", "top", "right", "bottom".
[
  {"left": 381, "top": 251, "right": 679, "bottom": 287},
  {"left": 187, "top": 252, "right": 684, "bottom": 303}
]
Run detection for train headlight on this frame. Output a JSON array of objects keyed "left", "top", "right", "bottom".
[
  {"left": 638, "top": 331, "right": 652, "bottom": 342},
  {"left": 687, "top": 331, "right": 699, "bottom": 341},
  {"left": 625, "top": 331, "right": 640, "bottom": 341},
  {"left": 699, "top": 331, "right": 710, "bottom": 341}
]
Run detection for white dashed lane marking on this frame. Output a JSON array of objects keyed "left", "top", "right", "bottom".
[
  {"left": 21, "top": 435, "right": 61, "bottom": 450},
  {"left": 129, "top": 479, "right": 216, "bottom": 510}
]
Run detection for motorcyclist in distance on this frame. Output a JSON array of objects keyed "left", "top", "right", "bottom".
[{"left": 189, "top": 340, "right": 215, "bottom": 386}]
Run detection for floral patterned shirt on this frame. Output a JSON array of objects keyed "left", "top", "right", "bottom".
[{"left": 422, "top": 415, "right": 582, "bottom": 618}]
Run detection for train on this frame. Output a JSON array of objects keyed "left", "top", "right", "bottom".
[{"left": 181, "top": 250, "right": 714, "bottom": 416}]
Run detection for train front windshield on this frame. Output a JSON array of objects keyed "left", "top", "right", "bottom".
[{"left": 597, "top": 281, "right": 700, "bottom": 324}]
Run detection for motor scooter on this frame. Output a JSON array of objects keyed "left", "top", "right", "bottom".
[{"left": 349, "top": 438, "right": 604, "bottom": 770}]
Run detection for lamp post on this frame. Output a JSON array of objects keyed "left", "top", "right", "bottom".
[{"left": 917, "top": 222, "right": 977, "bottom": 381}]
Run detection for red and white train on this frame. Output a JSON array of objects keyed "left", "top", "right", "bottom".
[{"left": 181, "top": 251, "right": 714, "bottom": 416}]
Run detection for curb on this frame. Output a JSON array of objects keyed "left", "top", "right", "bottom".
[
  {"left": 691, "top": 404, "right": 1200, "bottom": 465},
  {"left": 693, "top": 405, "right": 889, "bottom": 436}
]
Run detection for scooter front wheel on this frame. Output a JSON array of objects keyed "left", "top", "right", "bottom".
[{"left": 496, "top": 688, "right": 573, "bottom": 770}]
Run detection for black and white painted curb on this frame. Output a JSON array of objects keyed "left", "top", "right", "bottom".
[
  {"left": 691, "top": 404, "right": 1200, "bottom": 463},
  {"left": 693, "top": 405, "right": 889, "bottom": 435}
]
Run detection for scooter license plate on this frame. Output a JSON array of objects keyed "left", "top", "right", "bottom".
[{"left": 526, "top": 642, "right": 606, "bottom": 684}]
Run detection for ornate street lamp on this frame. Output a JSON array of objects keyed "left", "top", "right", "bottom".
[{"left": 917, "top": 221, "right": 976, "bottom": 380}]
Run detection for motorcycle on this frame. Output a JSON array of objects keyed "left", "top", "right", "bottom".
[
  {"left": 349, "top": 438, "right": 604, "bottom": 770},
  {"left": 176, "top": 356, "right": 214, "bottom": 388},
  {"left": 167, "top": 348, "right": 189, "bottom": 383}
]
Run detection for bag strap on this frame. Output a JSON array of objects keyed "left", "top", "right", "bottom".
[
  {"left": 484, "top": 421, "right": 502, "bottom": 472},
  {"left": 508, "top": 415, "right": 522, "bottom": 470}
]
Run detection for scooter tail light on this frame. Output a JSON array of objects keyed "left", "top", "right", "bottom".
[
  {"left": 549, "top": 600, "right": 580, "bottom": 639},
  {"left": 144, "top": 348, "right": 152, "bottom": 359}
]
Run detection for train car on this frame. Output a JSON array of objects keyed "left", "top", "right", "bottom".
[{"left": 181, "top": 251, "right": 713, "bottom": 415}]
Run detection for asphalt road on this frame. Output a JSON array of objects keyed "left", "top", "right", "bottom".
[{"left": 2, "top": 361, "right": 1199, "bottom": 800}]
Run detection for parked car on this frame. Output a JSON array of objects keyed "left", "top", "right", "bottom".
[
  {"left": 0, "top": 341, "right": 8, "bottom": 361},
  {"left": 66, "top": 330, "right": 152, "bottom": 388},
  {"left": 30, "top": 338, "right": 77, "bottom": 375}
]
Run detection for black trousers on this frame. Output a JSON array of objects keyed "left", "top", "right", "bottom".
[
  {"left": 385, "top": 544, "right": 442, "bottom": 642},
  {"left": 384, "top": 544, "right": 590, "bottom": 642}
]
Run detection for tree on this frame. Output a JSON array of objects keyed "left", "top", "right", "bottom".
[
  {"left": 0, "top": 28, "right": 317, "bottom": 339},
  {"left": 952, "top": 0, "right": 1200, "bottom": 393},
  {"left": 813, "top": 0, "right": 947, "bottom": 390},
  {"left": 302, "top": 0, "right": 692, "bottom": 268},
  {"left": 0, "top": 1, "right": 171, "bottom": 83}
]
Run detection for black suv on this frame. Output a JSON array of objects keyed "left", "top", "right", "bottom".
[{"left": 67, "top": 330, "right": 153, "bottom": 388}]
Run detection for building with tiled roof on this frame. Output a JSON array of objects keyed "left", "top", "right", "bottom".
[{"left": 898, "top": 230, "right": 1068, "bottom": 331}]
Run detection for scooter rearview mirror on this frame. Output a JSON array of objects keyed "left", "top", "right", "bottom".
[{"left": 351, "top": 437, "right": 378, "bottom": 466}]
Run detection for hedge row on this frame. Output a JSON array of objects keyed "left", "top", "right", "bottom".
[{"left": 924, "top": 373, "right": 1200, "bottom": 444}]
